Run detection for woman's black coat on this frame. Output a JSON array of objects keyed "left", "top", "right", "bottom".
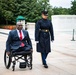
[{"left": 35, "top": 18, "right": 54, "bottom": 53}]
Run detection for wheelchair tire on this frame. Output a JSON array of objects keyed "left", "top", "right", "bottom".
[{"left": 4, "top": 51, "right": 12, "bottom": 69}]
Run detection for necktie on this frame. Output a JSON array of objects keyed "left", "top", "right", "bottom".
[
  {"left": 19, "top": 30, "right": 22, "bottom": 40},
  {"left": 19, "top": 30, "right": 24, "bottom": 47}
]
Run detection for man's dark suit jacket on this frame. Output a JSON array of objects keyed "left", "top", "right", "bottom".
[{"left": 6, "top": 29, "right": 32, "bottom": 52}]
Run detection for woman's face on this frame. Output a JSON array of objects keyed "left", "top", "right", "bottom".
[{"left": 42, "top": 14, "right": 48, "bottom": 19}]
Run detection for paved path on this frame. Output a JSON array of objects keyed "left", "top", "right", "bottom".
[{"left": 0, "top": 25, "right": 76, "bottom": 75}]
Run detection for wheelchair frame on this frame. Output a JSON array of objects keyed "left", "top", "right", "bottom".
[{"left": 4, "top": 50, "right": 32, "bottom": 71}]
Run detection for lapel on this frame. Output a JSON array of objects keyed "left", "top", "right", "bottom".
[
  {"left": 15, "top": 30, "right": 20, "bottom": 40},
  {"left": 22, "top": 29, "right": 26, "bottom": 39},
  {"left": 22, "top": 29, "right": 25, "bottom": 36}
]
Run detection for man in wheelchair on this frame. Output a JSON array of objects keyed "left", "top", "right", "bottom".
[{"left": 4, "top": 22, "right": 33, "bottom": 71}]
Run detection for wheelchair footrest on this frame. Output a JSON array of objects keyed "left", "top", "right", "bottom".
[{"left": 19, "top": 62, "right": 26, "bottom": 68}]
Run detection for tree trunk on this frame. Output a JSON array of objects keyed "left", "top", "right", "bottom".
[{"left": 6, "top": 19, "right": 8, "bottom": 25}]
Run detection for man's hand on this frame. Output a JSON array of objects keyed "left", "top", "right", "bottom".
[
  {"left": 31, "top": 49, "right": 33, "bottom": 52},
  {"left": 6, "top": 51, "right": 10, "bottom": 56}
]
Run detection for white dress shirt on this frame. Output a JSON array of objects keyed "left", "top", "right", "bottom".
[{"left": 17, "top": 29, "right": 24, "bottom": 40}]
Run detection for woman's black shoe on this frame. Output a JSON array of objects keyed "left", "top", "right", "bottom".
[{"left": 44, "top": 65, "right": 48, "bottom": 68}]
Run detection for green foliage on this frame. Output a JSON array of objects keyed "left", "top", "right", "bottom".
[
  {"left": 52, "top": 7, "right": 70, "bottom": 15},
  {"left": 0, "top": 0, "right": 72, "bottom": 25},
  {"left": 0, "top": 0, "right": 16, "bottom": 24},
  {"left": 70, "top": 0, "right": 76, "bottom": 15},
  {"left": 0, "top": 0, "right": 53, "bottom": 24}
]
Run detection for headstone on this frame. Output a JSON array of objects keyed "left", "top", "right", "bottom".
[{"left": 52, "top": 15, "right": 76, "bottom": 31}]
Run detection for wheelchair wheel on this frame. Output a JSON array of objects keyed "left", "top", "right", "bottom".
[{"left": 4, "top": 51, "right": 12, "bottom": 69}]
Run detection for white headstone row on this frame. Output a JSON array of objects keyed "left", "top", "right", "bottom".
[{"left": 52, "top": 15, "right": 76, "bottom": 31}]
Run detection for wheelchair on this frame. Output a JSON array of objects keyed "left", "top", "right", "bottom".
[{"left": 4, "top": 49, "right": 32, "bottom": 71}]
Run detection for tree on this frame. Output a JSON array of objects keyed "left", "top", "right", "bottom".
[
  {"left": 52, "top": 7, "right": 70, "bottom": 15},
  {"left": 3, "top": 11, "right": 13, "bottom": 25},
  {"left": 0, "top": 0, "right": 53, "bottom": 24},
  {"left": 0, "top": 0, "right": 15, "bottom": 24},
  {"left": 70, "top": 0, "right": 76, "bottom": 15}
]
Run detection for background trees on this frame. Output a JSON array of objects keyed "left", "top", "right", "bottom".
[
  {"left": 70, "top": 0, "right": 76, "bottom": 15},
  {"left": 52, "top": 7, "right": 70, "bottom": 15},
  {"left": 0, "top": 0, "right": 76, "bottom": 25}
]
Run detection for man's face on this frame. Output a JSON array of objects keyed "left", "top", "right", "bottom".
[
  {"left": 16, "top": 24, "right": 23, "bottom": 30},
  {"left": 42, "top": 14, "right": 48, "bottom": 19}
]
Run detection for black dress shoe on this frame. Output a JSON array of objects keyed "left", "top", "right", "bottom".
[{"left": 44, "top": 65, "right": 48, "bottom": 68}]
